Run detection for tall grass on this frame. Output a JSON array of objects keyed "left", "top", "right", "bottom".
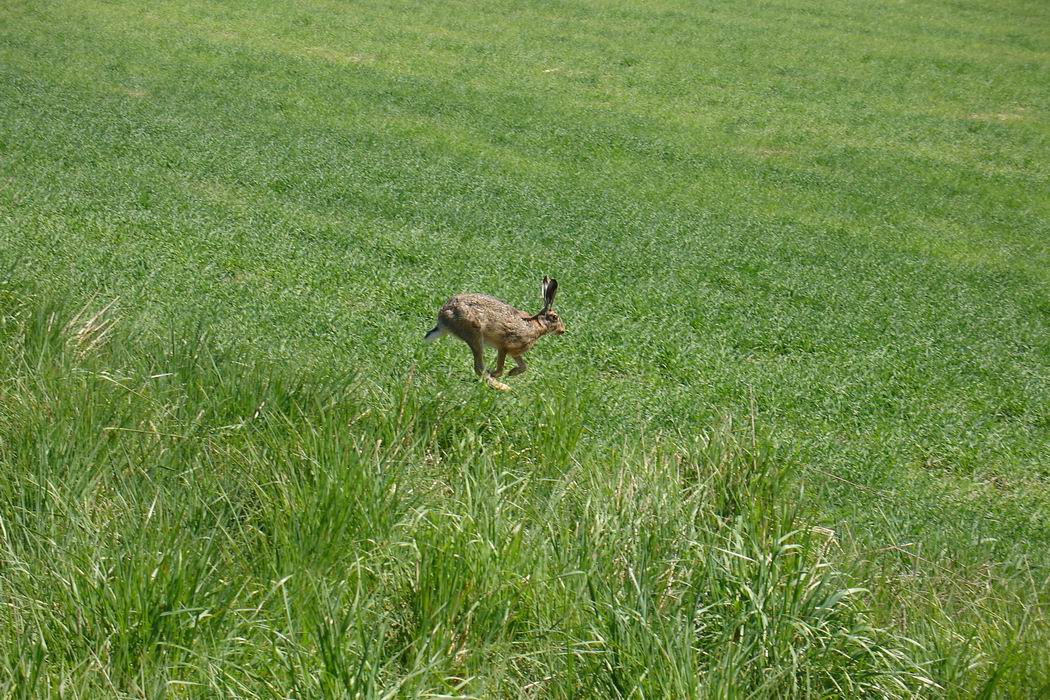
[
  {"left": 2, "top": 0, "right": 1048, "bottom": 693},
  {"left": 0, "top": 290, "right": 964, "bottom": 697}
]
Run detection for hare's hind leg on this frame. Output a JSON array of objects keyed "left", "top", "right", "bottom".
[
  {"left": 473, "top": 343, "right": 510, "bottom": 390},
  {"left": 465, "top": 337, "right": 487, "bottom": 377},
  {"left": 446, "top": 324, "right": 509, "bottom": 390},
  {"left": 443, "top": 323, "right": 486, "bottom": 376},
  {"left": 490, "top": 349, "right": 507, "bottom": 378}
]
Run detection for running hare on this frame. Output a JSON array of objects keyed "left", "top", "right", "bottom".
[{"left": 425, "top": 276, "right": 565, "bottom": 389}]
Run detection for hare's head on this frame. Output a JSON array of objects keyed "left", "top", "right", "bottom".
[{"left": 538, "top": 276, "right": 566, "bottom": 336}]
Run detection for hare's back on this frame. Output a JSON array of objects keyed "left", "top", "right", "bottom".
[{"left": 440, "top": 294, "right": 523, "bottom": 327}]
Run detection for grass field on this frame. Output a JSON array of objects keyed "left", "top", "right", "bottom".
[{"left": 2, "top": 0, "right": 1049, "bottom": 696}]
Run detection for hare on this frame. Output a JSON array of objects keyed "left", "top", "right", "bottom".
[{"left": 425, "top": 276, "right": 565, "bottom": 389}]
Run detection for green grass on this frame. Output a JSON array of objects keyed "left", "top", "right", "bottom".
[{"left": 1, "top": 0, "right": 1048, "bottom": 696}]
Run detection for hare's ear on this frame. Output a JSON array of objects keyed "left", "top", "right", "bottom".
[
  {"left": 540, "top": 275, "right": 551, "bottom": 311},
  {"left": 545, "top": 278, "right": 558, "bottom": 308}
]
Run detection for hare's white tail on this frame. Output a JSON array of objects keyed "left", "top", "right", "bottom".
[{"left": 424, "top": 324, "right": 446, "bottom": 342}]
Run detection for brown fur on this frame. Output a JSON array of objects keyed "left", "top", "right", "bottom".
[{"left": 426, "top": 277, "right": 565, "bottom": 388}]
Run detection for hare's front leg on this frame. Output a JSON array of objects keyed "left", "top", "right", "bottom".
[
  {"left": 508, "top": 354, "right": 527, "bottom": 376},
  {"left": 490, "top": 349, "right": 507, "bottom": 378}
]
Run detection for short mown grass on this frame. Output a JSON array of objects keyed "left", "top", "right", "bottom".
[{"left": 2, "top": 0, "right": 1049, "bottom": 696}]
